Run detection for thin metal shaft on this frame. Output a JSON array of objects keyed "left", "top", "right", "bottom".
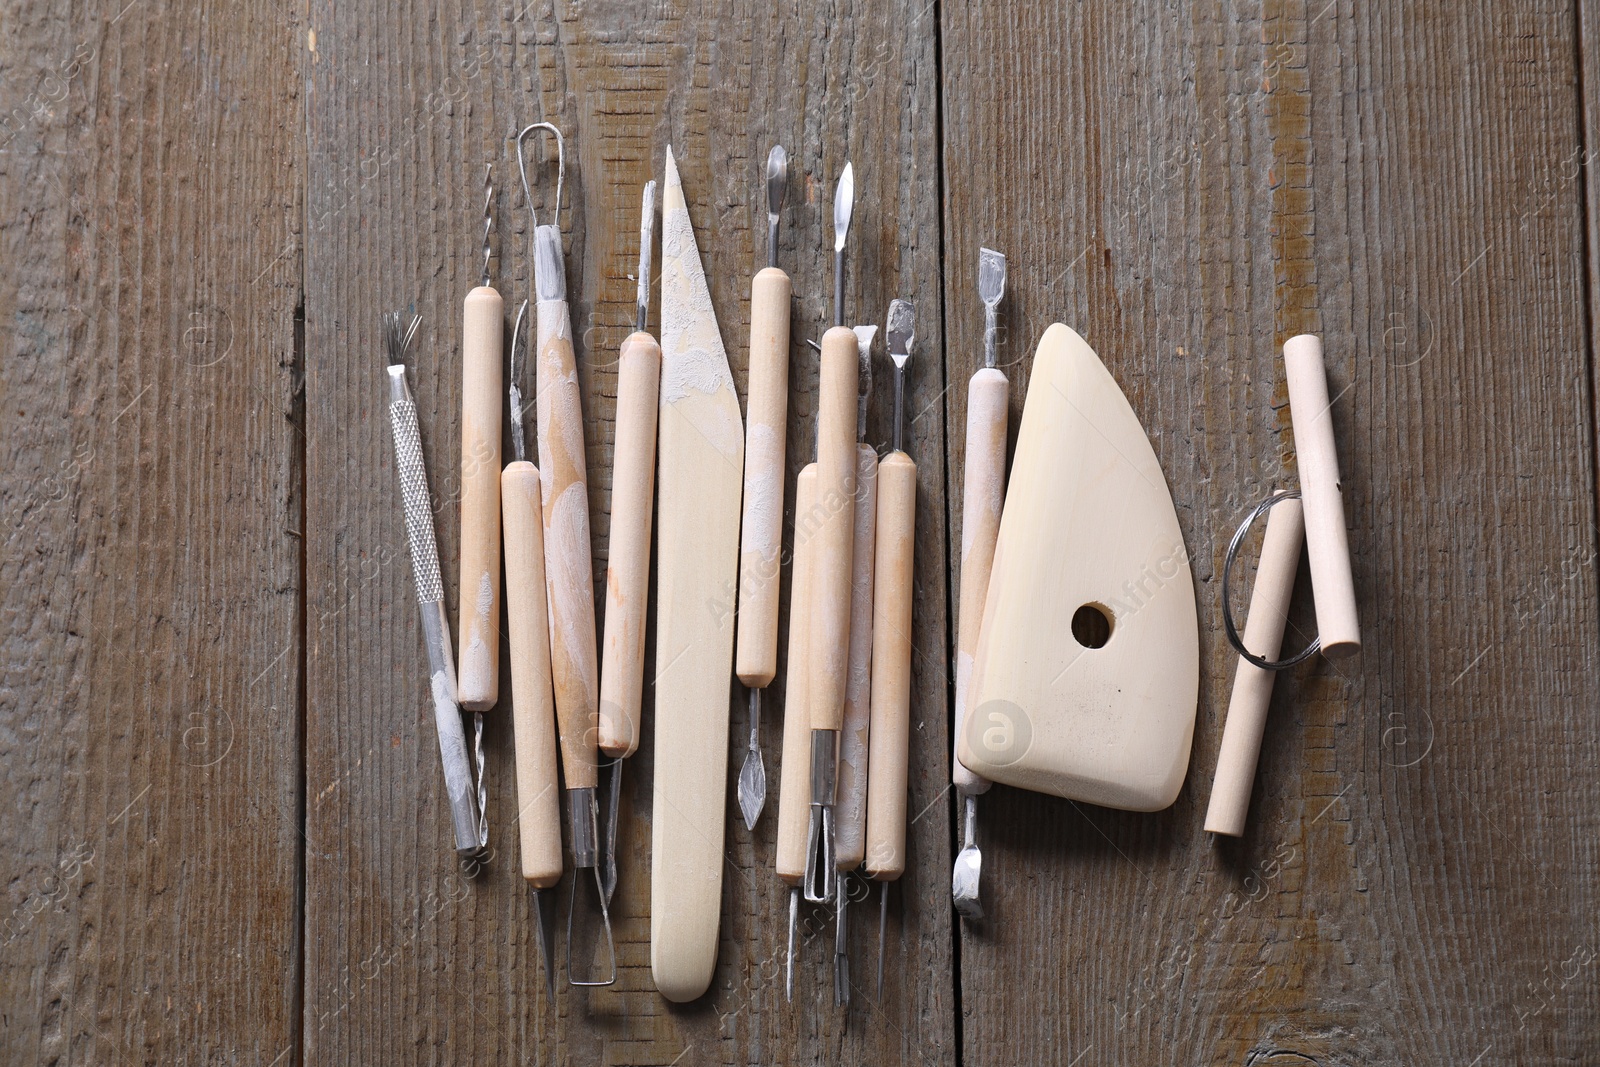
[
  {"left": 786, "top": 885, "right": 799, "bottom": 1003},
  {"left": 833, "top": 250, "right": 845, "bottom": 328},
  {"left": 876, "top": 880, "right": 888, "bottom": 999},
  {"left": 481, "top": 164, "right": 493, "bottom": 288},
  {"left": 835, "top": 872, "right": 849, "bottom": 1006}
]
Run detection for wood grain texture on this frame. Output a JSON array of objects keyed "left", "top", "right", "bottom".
[
  {"left": 1, "top": 0, "right": 1593, "bottom": 1062},
  {"left": 0, "top": 0, "right": 306, "bottom": 1062},
  {"left": 940, "top": 1, "right": 1600, "bottom": 1064},
  {"left": 302, "top": 0, "right": 949, "bottom": 1060}
]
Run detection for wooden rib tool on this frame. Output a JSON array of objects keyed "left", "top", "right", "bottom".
[
  {"left": 597, "top": 180, "right": 661, "bottom": 906},
  {"left": 735, "top": 144, "right": 792, "bottom": 832},
  {"left": 502, "top": 301, "right": 563, "bottom": 1000},
  {"left": 651, "top": 146, "right": 746, "bottom": 1003},
  {"left": 515, "top": 122, "right": 612, "bottom": 987},
  {"left": 866, "top": 298, "right": 916, "bottom": 999},
  {"left": 804, "top": 161, "right": 857, "bottom": 908},
  {"left": 952, "top": 246, "right": 1006, "bottom": 921}
]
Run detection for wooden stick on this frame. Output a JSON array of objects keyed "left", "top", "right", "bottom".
[
  {"left": 458, "top": 285, "right": 503, "bottom": 710},
  {"left": 735, "top": 265, "right": 792, "bottom": 688},
  {"left": 807, "top": 325, "right": 860, "bottom": 734},
  {"left": 502, "top": 461, "right": 562, "bottom": 886},
  {"left": 953, "top": 367, "right": 1007, "bottom": 793},
  {"left": 866, "top": 450, "right": 916, "bottom": 880},
  {"left": 835, "top": 445, "right": 878, "bottom": 871},
  {"left": 1205, "top": 494, "right": 1304, "bottom": 838},
  {"left": 535, "top": 295, "right": 599, "bottom": 790},
  {"left": 777, "top": 465, "right": 819, "bottom": 884},
  {"left": 599, "top": 330, "right": 661, "bottom": 758},
  {"left": 1283, "top": 333, "right": 1360, "bottom": 658}
]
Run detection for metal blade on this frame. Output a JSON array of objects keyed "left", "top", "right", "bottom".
[
  {"left": 952, "top": 793, "right": 983, "bottom": 920},
  {"left": 508, "top": 300, "right": 529, "bottom": 463},
  {"left": 737, "top": 688, "right": 766, "bottom": 830},
  {"left": 833, "top": 162, "right": 854, "bottom": 252},
  {"left": 766, "top": 145, "right": 788, "bottom": 222},
  {"left": 636, "top": 181, "right": 656, "bottom": 332},
  {"left": 978, "top": 246, "right": 1007, "bottom": 305},
  {"left": 886, "top": 299, "right": 915, "bottom": 370},
  {"left": 531, "top": 886, "right": 558, "bottom": 1004}
]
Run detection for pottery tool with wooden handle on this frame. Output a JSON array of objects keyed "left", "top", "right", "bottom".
[
  {"left": 804, "top": 161, "right": 857, "bottom": 908},
  {"left": 597, "top": 180, "right": 660, "bottom": 907},
  {"left": 777, "top": 463, "right": 819, "bottom": 1003},
  {"left": 866, "top": 298, "right": 916, "bottom": 1000},
  {"left": 952, "top": 246, "right": 1006, "bottom": 921},
  {"left": 832, "top": 323, "right": 878, "bottom": 1007},
  {"left": 1206, "top": 491, "right": 1304, "bottom": 837},
  {"left": 501, "top": 301, "right": 562, "bottom": 1001},
  {"left": 1282, "top": 334, "right": 1360, "bottom": 658},
  {"left": 516, "top": 122, "right": 613, "bottom": 987},
  {"left": 456, "top": 168, "right": 501, "bottom": 852},
  {"left": 959, "top": 324, "right": 1199, "bottom": 810},
  {"left": 651, "top": 146, "right": 746, "bottom": 1003},
  {"left": 735, "top": 144, "right": 792, "bottom": 833},
  {"left": 383, "top": 309, "right": 485, "bottom": 864}
]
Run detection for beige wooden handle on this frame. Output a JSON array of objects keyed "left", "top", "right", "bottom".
[
  {"left": 835, "top": 445, "right": 878, "bottom": 870},
  {"left": 806, "top": 326, "right": 860, "bottom": 734},
  {"left": 458, "top": 286, "right": 503, "bottom": 710},
  {"left": 599, "top": 330, "right": 661, "bottom": 758},
  {"left": 535, "top": 297, "right": 599, "bottom": 790},
  {"left": 954, "top": 368, "right": 1008, "bottom": 794},
  {"left": 1205, "top": 494, "right": 1303, "bottom": 837},
  {"left": 502, "top": 461, "right": 563, "bottom": 885},
  {"left": 866, "top": 451, "right": 916, "bottom": 880},
  {"left": 776, "top": 465, "right": 819, "bottom": 884},
  {"left": 1283, "top": 334, "right": 1360, "bottom": 658},
  {"left": 735, "top": 267, "right": 793, "bottom": 688}
]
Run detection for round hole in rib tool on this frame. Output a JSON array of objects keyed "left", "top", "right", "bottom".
[{"left": 1071, "top": 604, "right": 1113, "bottom": 649}]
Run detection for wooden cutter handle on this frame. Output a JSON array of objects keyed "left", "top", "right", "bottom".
[
  {"left": 458, "top": 286, "right": 503, "bottom": 710},
  {"left": 835, "top": 445, "right": 878, "bottom": 870},
  {"left": 535, "top": 297, "right": 599, "bottom": 790},
  {"left": 1283, "top": 334, "right": 1360, "bottom": 658},
  {"left": 806, "top": 326, "right": 860, "bottom": 734},
  {"left": 776, "top": 465, "right": 819, "bottom": 884},
  {"left": 502, "top": 461, "right": 563, "bottom": 886},
  {"left": 735, "top": 267, "right": 793, "bottom": 688},
  {"left": 953, "top": 368, "right": 1007, "bottom": 794},
  {"left": 866, "top": 451, "right": 916, "bottom": 880},
  {"left": 1205, "top": 494, "right": 1303, "bottom": 837},
  {"left": 599, "top": 330, "right": 661, "bottom": 758}
]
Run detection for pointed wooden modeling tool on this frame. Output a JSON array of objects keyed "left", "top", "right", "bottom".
[
  {"left": 777, "top": 464, "right": 819, "bottom": 1003},
  {"left": 833, "top": 323, "right": 879, "bottom": 1007},
  {"left": 735, "top": 144, "right": 792, "bottom": 832},
  {"left": 598, "top": 180, "right": 661, "bottom": 907},
  {"left": 866, "top": 298, "right": 916, "bottom": 1000},
  {"left": 804, "top": 161, "right": 857, "bottom": 908},
  {"left": 953, "top": 246, "right": 1006, "bottom": 920},
  {"left": 651, "top": 146, "right": 745, "bottom": 1003},
  {"left": 502, "top": 301, "right": 563, "bottom": 1001},
  {"left": 516, "top": 122, "right": 612, "bottom": 987},
  {"left": 959, "top": 324, "right": 1199, "bottom": 810}
]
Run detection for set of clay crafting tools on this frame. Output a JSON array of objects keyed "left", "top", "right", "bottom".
[{"left": 379, "top": 112, "right": 1361, "bottom": 1014}]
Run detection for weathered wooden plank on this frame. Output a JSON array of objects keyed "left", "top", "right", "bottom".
[
  {"left": 0, "top": 0, "right": 306, "bottom": 1062},
  {"left": 940, "top": 1, "right": 1599, "bottom": 1063},
  {"left": 302, "top": 0, "right": 951, "bottom": 1061}
]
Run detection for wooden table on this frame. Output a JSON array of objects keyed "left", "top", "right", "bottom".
[{"left": 3, "top": 1, "right": 1597, "bottom": 1063}]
